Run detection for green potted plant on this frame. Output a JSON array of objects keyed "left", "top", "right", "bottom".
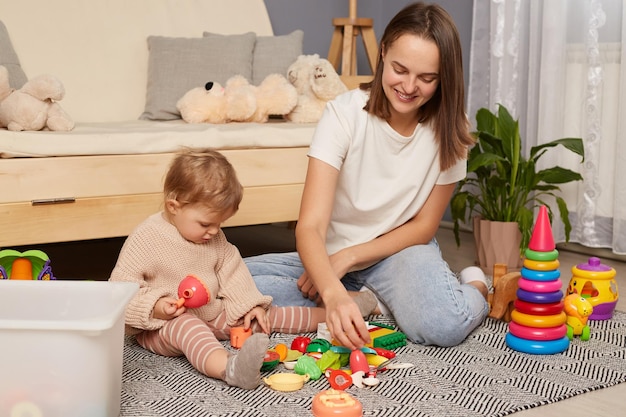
[{"left": 450, "top": 104, "right": 585, "bottom": 272}]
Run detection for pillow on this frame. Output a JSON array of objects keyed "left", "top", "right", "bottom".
[
  {"left": 140, "top": 32, "right": 256, "bottom": 121},
  {"left": 0, "top": 20, "right": 28, "bottom": 89},
  {"left": 205, "top": 30, "right": 303, "bottom": 86}
]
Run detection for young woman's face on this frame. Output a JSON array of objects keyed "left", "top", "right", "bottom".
[
  {"left": 166, "top": 201, "right": 233, "bottom": 244},
  {"left": 381, "top": 33, "right": 440, "bottom": 122}
]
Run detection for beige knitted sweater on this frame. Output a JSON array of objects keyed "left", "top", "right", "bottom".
[{"left": 109, "top": 212, "right": 272, "bottom": 335}]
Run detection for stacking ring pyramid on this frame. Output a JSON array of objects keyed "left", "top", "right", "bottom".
[{"left": 505, "top": 205, "right": 570, "bottom": 354}]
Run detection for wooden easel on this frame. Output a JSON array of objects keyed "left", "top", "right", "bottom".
[{"left": 327, "top": 0, "right": 379, "bottom": 76}]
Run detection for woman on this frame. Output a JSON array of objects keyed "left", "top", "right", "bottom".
[{"left": 245, "top": 2, "right": 489, "bottom": 350}]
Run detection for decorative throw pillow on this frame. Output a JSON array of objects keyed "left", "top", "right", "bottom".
[
  {"left": 0, "top": 20, "right": 28, "bottom": 89},
  {"left": 140, "top": 32, "right": 256, "bottom": 121},
  {"left": 205, "top": 30, "right": 303, "bottom": 86}
]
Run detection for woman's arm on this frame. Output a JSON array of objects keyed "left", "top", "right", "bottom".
[{"left": 296, "top": 157, "right": 371, "bottom": 348}]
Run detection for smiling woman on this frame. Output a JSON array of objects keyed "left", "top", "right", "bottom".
[{"left": 245, "top": 2, "right": 489, "bottom": 351}]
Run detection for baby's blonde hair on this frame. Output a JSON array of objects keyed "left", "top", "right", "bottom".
[{"left": 164, "top": 148, "right": 243, "bottom": 214}]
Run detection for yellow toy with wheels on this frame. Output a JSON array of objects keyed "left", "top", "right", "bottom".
[{"left": 564, "top": 294, "right": 593, "bottom": 341}]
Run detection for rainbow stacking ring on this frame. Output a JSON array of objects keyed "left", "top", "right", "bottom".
[
  {"left": 511, "top": 310, "right": 567, "bottom": 328},
  {"left": 514, "top": 299, "right": 564, "bottom": 316},
  {"left": 523, "top": 258, "right": 560, "bottom": 271},
  {"left": 505, "top": 333, "right": 570, "bottom": 354},
  {"left": 524, "top": 248, "right": 559, "bottom": 262},
  {"left": 517, "top": 288, "right": 564, "bottom": 304},
  {"left": 508, "top": 322, "right": 568, "bottom": 341},
  {"left": 520, "top": 267, "right": 561, "bottom": 282},
  {"left": 518, "top": 277, "right": 563, "bottom": 293}
]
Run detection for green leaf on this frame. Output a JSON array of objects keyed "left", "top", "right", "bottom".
[{"left": 536, "top": 167, "right": 583, "bottom": 184}]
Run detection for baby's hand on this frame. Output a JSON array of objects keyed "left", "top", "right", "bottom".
[
  {"left": 153, "top": 296, "right": 185, "bottom": 320},
  {"left": 243, "top": 306, "right": 270, "bottom": 334}
]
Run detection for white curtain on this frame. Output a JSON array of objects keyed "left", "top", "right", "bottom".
[{"left": 468, "top": 0, "right": 625, "bottom": 255}]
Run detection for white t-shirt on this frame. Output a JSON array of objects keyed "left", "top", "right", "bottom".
[{"left": 308, "top": 88, "right": 466, "bottom": 255}]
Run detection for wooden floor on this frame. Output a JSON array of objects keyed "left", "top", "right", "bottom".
[{"left": 23, "top": 223, "right": 626, "bottom": 416}]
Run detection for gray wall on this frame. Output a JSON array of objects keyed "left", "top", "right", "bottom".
[{"left": 264, "top": 0, "right": 473, "bottom": 82}]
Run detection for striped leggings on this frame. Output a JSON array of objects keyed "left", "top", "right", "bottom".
[{"left": 136, "top": 305, "right": 316, "bottom": 376}]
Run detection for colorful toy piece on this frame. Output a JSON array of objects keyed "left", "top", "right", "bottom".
[
  {"left": 326, "top": 369, "right": 352, "bottom": 391},
  {"left": 291, "top": 336, "right": 312, "bottom": 353},
  {"left": 505, "top": 333, "right": 570, "bottom": 355},
  {"left": 264, "top": 373, "right": 309, "bottom": 392},
  {"left": 176, "top": 275, "right": 210, "bottom": 308},
  {"left": 563, "top": 294, "right": 593, "bottom": 340},
  {"left": 528, "top": 207, "right": 556, "bottom": 252},
  {"left": 261, "top": 351, "right": 281, "bottom": 372},
  {"left": 294, "top": 355, "right": 322, "bottom": 380},
  {"left": 505, "top": 205, "right": 570, "bottom": 354},
  {"left": 508, "top": 321, "right": 568, "bottom": 340},
  {"left": 567, "top": 257, "right": 618, "bottom": 320},
  {"left": 307, "top": 338, "right": 332, "bottom": 353},
  {"left": 312, "top": 389, "right": 363, "bottom": 417},
  {"left": 365, "top": 322, "right": 406, "bottom": 349},
  {"left": 0, "top": 249, "right": 55, "bottom": 280},
  {"left": 349, "top": 350, "right": 369, "bottom": 374}
]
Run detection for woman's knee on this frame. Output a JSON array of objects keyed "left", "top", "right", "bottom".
[
  {"left": 397, "top": 314, "right": 476, "bottom": 347},
  {"left": 393, "top": 294, "right": 488, "bottom": 347}
]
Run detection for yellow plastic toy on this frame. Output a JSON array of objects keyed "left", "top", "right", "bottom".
[
  {"left": 563, "top": 294, "right": 593, "bottom": 341},
  {"left": 567, "top": 257, "right": 618, "bottom": 320}
]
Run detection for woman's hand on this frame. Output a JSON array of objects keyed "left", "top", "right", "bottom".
[
  {"left": 153, "top": 296, "right": 186, "bottom": 320},
  {"left": 297, "top": 248, "right": 355, "bottom": 302},
  {"left": 297, "top": 272, "right": 319, "bottom": 302},
  {"left": 323, "top": 291, "right": 371, "bottom": 350},
  {"left": 243, "top": 306, "right": 270, "bottom": 334}
]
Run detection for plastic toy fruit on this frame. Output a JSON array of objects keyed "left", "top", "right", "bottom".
[
  {"left": 349, "top": 350, "right": 369, "bottom": 374},
  {"left": 294, "top": 355, "right": 322, "bottom": 380},
  {"left": 291, "top": 336, "right": 312, "bottom": 353},
  {"left": 272, "top": 343, "right": 289, "bottom": 361},
  {"left": 261, "top": 351, "right": 280, "bottom": 372},
  {"left": 306, "top": 338, "right": 332, "bottom": 353},
  {"left": 326, "top": 369, "right": 352, "bottom": 390}
]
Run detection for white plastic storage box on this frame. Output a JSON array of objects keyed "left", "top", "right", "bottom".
[{"left": 0, "top": 280, "right": 138, "bottom": 417}]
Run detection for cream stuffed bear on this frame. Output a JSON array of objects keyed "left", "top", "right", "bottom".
[
  {"left": 0, "top": 65, "right": 74, "bottom": 131},
  {"left": 176, "top": 73, "right": 297, "bottom": 124},
  {"left": 286, "top": 54, "right": 348, "bottom": 123}
]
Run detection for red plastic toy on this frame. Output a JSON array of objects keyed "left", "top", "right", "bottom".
[
  {"left": 176, "top": 275, "right": 210, "bottom": 308},
  {"left": 291, "top": 336, "right": 312, "bottom": 353}
]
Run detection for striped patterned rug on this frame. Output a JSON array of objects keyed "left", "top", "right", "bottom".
[{"left": 120, "top": 312, "right": 626, "bottom": 417}]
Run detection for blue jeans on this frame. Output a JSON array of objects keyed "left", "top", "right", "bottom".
[{"left": 245, "top": 239, "right": 488, "bottom": 347}]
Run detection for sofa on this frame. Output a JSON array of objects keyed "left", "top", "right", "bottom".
[{"left": 0, "top": 0, "right": 370, "bottom": 248}]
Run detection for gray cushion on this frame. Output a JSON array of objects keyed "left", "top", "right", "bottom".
[
  {"left": 205, "top": 30, "right": 303, "bottom": 86},
  {"left": 140, "top": 32, "right": 256, "bottom": 121},
  {"left": 0, "top": 20, "right": 28, "bottom": 89}
]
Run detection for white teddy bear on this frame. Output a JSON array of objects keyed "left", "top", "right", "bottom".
[
  {"left": 176, "top": 73, "right": 298, "bottom": 124},
  {"left": 285, "top": 54, "right": 348, "bottom": 123},
  {"left": 0, "top": 65, "right": 74, "bottom": 131}
]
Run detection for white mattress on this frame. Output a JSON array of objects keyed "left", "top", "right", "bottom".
[{"left": 0, "top": 120, "right": 316, "bottom": 158}]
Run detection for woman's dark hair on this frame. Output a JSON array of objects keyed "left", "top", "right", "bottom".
[{"left": 363, "top": 2, "right": 474, "bottom": 170}]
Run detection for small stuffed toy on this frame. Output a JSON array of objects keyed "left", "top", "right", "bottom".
[
  {"left": 0, "top": 65, "right": 74, "bottom": 131},
  {"left": 286, "top": 54, "right": 348, "bottom": 123},
  {"left": 176, "top": 73, "right": 297, "bottom": 124}
]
